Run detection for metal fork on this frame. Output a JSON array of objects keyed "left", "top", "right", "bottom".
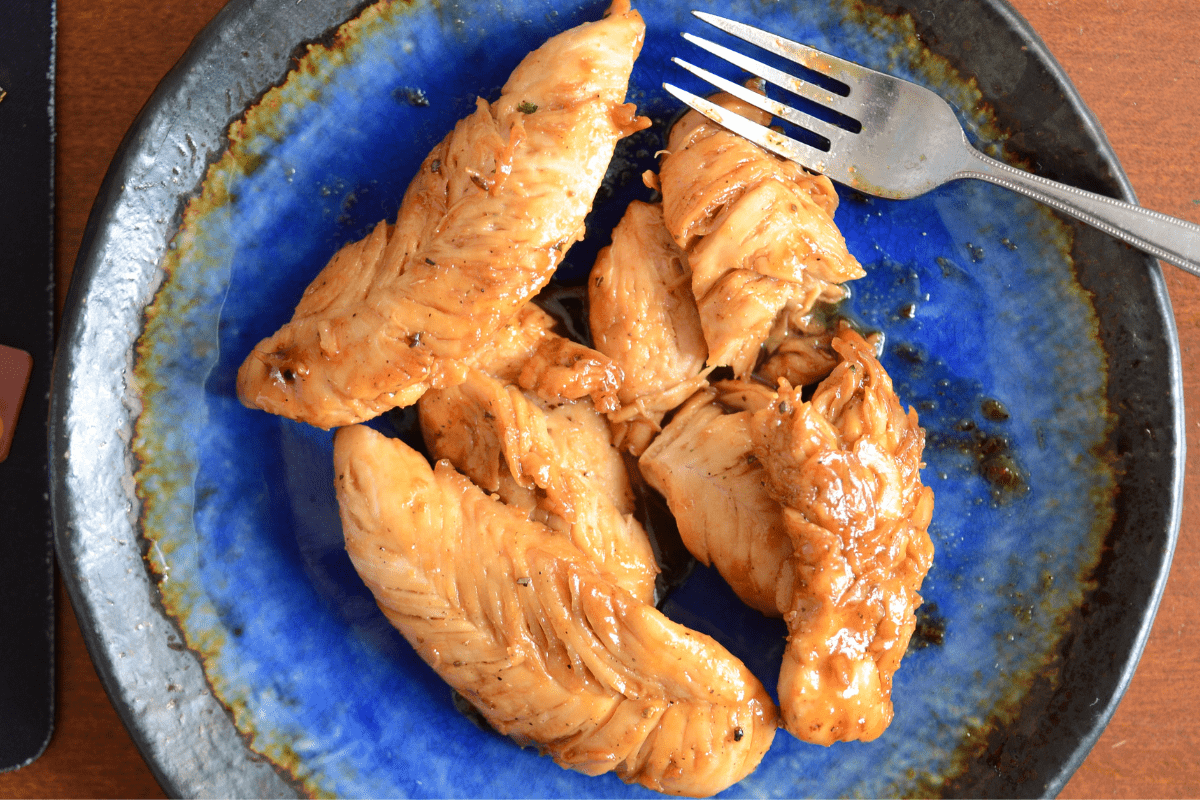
[{"left": 665, "top": 11, "right": 1200, "bottom": 277}]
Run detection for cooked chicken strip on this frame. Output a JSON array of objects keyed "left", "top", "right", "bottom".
[
  {"left": 758, "top": 324, "right": 840, "bottom": 389},
  {"left": 236, "top": 2, "right": 650, "bottom": 428},
  {"left": 477, "top": 303, "right": 560, "bottom": 384},
  {"left": 517, "top": 336, "right": 624, "bottom": 415},
  {"left": 638, "top": 384, "right": 791, "bottom": 617},
  {"left": 589, "top": 201, "right": 710, "bottom": 455},
  {"left": 419, "top": 302, "right": 631, "bottom": 495},
  {"left": 335, "top": 425, "right": 777, "bottom": 796},
  {"left": 658, "top": 92, "right": 864, "bottom": 377},
  {"left": 750, "top": 327, "right": 934, "bottom": 745},
  {"left": 420, "top": 366, "right": 658, "bottom": 604}
]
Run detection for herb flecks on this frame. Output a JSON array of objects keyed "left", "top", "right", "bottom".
[{"left": 517, "top": 101, "right": 539, "bottom": 114}]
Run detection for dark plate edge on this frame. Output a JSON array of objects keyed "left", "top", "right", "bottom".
[{"left": 962, "top": 0, "right": 1186, "bottom": 795}]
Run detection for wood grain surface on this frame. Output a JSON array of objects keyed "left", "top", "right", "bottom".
[{"left": 2, "top": 0, "right": 1196, "bottom": 796}]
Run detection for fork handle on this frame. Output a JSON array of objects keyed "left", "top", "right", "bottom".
[{"left": 957, "top": 147, "right": 1200, "bottom": 278}]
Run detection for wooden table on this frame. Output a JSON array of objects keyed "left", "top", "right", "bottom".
[{"left": 1, "top": 0, "right": 1195, "bottom": 796}]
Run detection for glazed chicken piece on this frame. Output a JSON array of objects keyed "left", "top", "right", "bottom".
[
  {"left": 758, "top": 319, "right": 841, "bottom": 389},
  {"left": 588, "top": 201, "right": 710, "bottom": 455},
  {"left": 419, "top": 362, "right": 659, "bottom": 604},
  {"left": 638, "top": 381, "right": 791, "bottom": 617},
  {"left": 751, "top": 326, "right": 934, "bottom": 745},
  {"left": 658, "top": 92, "right": 865, "bottom": 377},
  {"left": 468, "top": 302, "right": 560, "bottom": 384},
  {"left": 641, "top": 325, "right": 933, "bottom": 744},
  {"left": 335, "top": 425, "right": 777, "bottom": 796},
  {"left": 419, "top": 308, "right": 655, "bottom": 601},
  {"left": 517, "top": 336, "right": 625, "bottom": 415},
  {"left": 236, "top": 1, "right": 650, "bottom": 428}
]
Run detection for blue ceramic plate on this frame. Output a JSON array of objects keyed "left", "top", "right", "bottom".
[{"left": 51, "top": 0, "right": 1183, "bottom": 796}]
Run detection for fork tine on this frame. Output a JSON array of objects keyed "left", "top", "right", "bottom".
[
  {"left": 662, "top": 82, "right": 852, "bottom": 180},
  {"left": 670, "top": 57, "right": 854, "bottom": 150},
  {"left": 692, "top": 11, "right": 874, "bottom": 90},
  {"left": 680, "top": 32, "right": 863, "bottom": 122}
]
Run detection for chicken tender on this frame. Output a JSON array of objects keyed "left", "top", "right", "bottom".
[
  {"left": 751, "top": 327, "right": 934, "bottom": 744},
  {"left": 420, "top": 364, "right": 659, "bottom": 604},
  {"left": 639, "top": 383, "right": 791, "bottom": 617},
  {"left": 642, "top": 324, "right": 932, "bottom": 744},
  {"left": 335, "top": 425, "right": 777, "bottom": 796},
  {"left": 237, "top": 1, "right": 650, "bottom": 428},
  {"left": 588, "top": 201, "right": 711, "bottom": 455},
  {"left": 658, "top": 92, "right": 864, "bottom": 377}
]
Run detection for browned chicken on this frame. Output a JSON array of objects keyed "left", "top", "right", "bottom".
[
  {"left": 758, "top": 317, "right": 853, "bottom": 389},
  {"left": 658, "top": 92, "right": 865, "bottom": 377},
  {"left": 641, "top": 325, "right": 932, "bottom": 744},
  {"left": 236, "top": 1, "right": 650, "bottom": 429},
  {"left": 470, "top": 302, "right": 560, "bottom": 384},
  {"left": 750, "top": 326, "right": 934, "bottom": 745},
  {"left": 638, "top": 382, "right": 791, "bottom": 617},
  {"left": 335, "top": 425, "right": 777, "bottom": 797},
  {"left": 410, "top": 303, "right": 555, "bottom": 498},
  {"left": 419, "top": 363, "right": 659, "bottom": 604},
  {"left": 588, "top": 201, "right": 711, "bottom": 455},
  {"left": 517, "top": 336, "right": 625, "bottom": 415}
]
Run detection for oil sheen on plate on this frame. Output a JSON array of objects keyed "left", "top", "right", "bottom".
[{"left": 132, "top": 0, "right": 1114, "bottom": 795}]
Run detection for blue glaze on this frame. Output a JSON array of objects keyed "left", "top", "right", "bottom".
[{"left": 136, "top": 0, "right": 1114, "bottom": 796}]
